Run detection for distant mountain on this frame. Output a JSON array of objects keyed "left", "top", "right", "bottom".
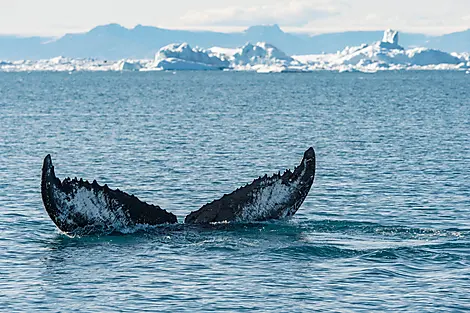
[
  {"left": 0, "top": 24, "right": 468, "bottom": 60},
  {"left": 0, "top": 36, "right": 52, "bottom": 60},
  {"left": 43, "top": 24, "right": 313, "bottom": 58},
  {"left": 424, "top": 29, "right": 470, "bottom": 53}
]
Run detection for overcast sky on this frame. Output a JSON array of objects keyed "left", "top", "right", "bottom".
[{"left": 1, "top": 0, "right": 469, "bottom": 36}]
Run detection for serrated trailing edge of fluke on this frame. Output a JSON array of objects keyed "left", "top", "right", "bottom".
[
  {"left": 41, "top": 148, "right": 315, "bottom": 234},
  {"left": 41, "top": 154, "right": 177, "bottom": 235},
  {"left": 184, "top": 147, "right": 316, "bottom": 224}
]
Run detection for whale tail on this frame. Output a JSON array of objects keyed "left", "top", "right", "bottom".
[
  {"left": 41, "top": 148, "right": 316, "bottom": 234},
  {"left": 41, "top": 155, "right": 177, "bottom": 235},
  {"left": 184, "top": 147, "right": 316, "bottom": 224}
]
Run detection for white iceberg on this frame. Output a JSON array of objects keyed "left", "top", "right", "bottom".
[
  {"left": 293, "top": 29, "right": 466, "bottom": 72},
  {"left": 0, "top": 30, "right": 468, "bottom": 73},
  {"left": 211, "top": 42, "right": 300, "bottom": 72},
  {"left": 379, "top": 29, "right": 402, "bottom": 49},
  {"left": 405, "top": 48, "right": 461, "bottom": 66},
  {"left": 232, "top": 42, "right": 293, "bottom": 65},
  {"left": 153, "top": 43, "right": 229, "bottom": 70},
  {"left": 333, "top": 31, "right": 460, "bottom": 67},
  {"left": 116, "top": 60, "right": 142, "bottom": 71}
]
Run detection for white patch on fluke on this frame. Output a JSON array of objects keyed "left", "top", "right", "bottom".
[
  {"left": 238, "top": 159, "right": 309, "bottom": 222},
  {"left": 51, "top": 183, "right": 131, "bottom": 232}
]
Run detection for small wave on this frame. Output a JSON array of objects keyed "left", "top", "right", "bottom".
[
  {"left": 352, "top": 267, "right": 416, "bottom": 279},
  {"left": 270, "top": 245, "right": 362, "bottom": 259},
  {"left": 265, "top": 242, "right": 469, "bottom": 265},
  {"left": 52, "top": 219, "right": 469, "bottom": 265},
  {"left": 298, "top": 219, "right": 469, "bottom": 240},
  {"left": 362, "top": 249, "right": 400, "bottom": 261}
]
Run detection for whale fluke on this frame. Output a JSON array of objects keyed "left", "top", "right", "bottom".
[
  {"left": 184, "top": 147, "right": 316, "bottom": 224},
  {"left": 41, "top": 155, "right": 177, "bottom": 235}
]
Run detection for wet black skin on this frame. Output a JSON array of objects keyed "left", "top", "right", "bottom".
[
  {"left": 41, "top": 155, "right": 177, "bottom": 234},
  {"left": 185, "top": 147, "right": 315, "bottom": 224},
  {"left": 41, "top": 148, "right": 315, "bottom": 234}
]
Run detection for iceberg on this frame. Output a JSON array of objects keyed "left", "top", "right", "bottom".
[
  {"left": 332, "top": 31, "right": 460, "bottom": 67},
  {"left": 293, "top": 29, "right": 467, "bottom": 72},
  {"left": 116, "top": 60, "right": 142, "bottom": 71},
  {"left": 154, "top": 58, "right": 226, "bottom": 71},
  {"left": 153, "top": 43, "right": 229, "bottom": 70},
  {"left": 0, "top": 30, "right": 468, "bottom": 73},
  {"left": 379, "top": 29, "right": 402, "bottom": 50},
  {"left": 232, "top": 42, "right": 293, "bottom": 65},
  {"left": 405, "top": 48, "right": 461, "bottom": 66},
  {"left": 210, "top": 42, "right": 301, "bottom": 73}
]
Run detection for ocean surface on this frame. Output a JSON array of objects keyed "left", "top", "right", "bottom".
[{"left": 0, "top": 71, "right": 469, "bottom": 312}]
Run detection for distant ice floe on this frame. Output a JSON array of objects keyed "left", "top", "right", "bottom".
[
  {"left": 1, "top": 30, "right": 469, "bottom": 73},
  {"left": 0, "top": 57, "right": 152, "bottom": 72}
]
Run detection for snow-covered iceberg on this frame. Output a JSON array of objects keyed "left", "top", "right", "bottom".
[
  {"left": 210, "top": 42, "right": 304, "bottom": 73},
  {"left": 153, "top": 43, "right": 229, "bottom": 71},
  {"left": 0, "top": 30, "right": 468, "bottom": 73},
  {"left": 232, "top": 42, "right": 293, "bottom": 65},
  {"left": 294, "top": 29, "right": 466, "bottom": 72}
]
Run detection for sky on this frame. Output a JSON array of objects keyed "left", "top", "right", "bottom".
[{"left": 0, "top": 0, "right": 469, "bottom": 36}]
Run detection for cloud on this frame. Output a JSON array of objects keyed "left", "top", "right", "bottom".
[
  {"left": 180, "top": 0, "right": 343, "bottom": 27},
  {"left": 179, "top": 0, "right": 470, "bottom": 35},
  {"left": 1, "top": 0, "right": 469, "bottom": 36},
  {"left": 292, "top": 0, "right": 470, "bottom": 35}
]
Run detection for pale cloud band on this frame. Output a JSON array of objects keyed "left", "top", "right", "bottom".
[
  {"left": 180, "top": 0, "right": 342, "bottom": 27},
  {"left": 181, "top": 0, "right": 470, "bottom": 35}
]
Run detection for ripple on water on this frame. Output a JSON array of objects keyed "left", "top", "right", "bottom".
[{"left": 0, "top": 71, "right": 469, "bottom": 312}]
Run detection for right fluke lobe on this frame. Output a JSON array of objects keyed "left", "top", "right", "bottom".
[{"left": 184, "top": 147, "right": 316, "bottom": 224}]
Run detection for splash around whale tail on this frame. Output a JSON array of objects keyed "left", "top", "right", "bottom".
[
  {"left": 41, "top": 154, "right": 177, "bottom": 235},
  {"left": 184, "top": 147, "right": 316, "bottom": 224}
]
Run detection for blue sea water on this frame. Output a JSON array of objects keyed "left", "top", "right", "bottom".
[{"left": 0, "top": 71, "right": 469, "bottom": 312}]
